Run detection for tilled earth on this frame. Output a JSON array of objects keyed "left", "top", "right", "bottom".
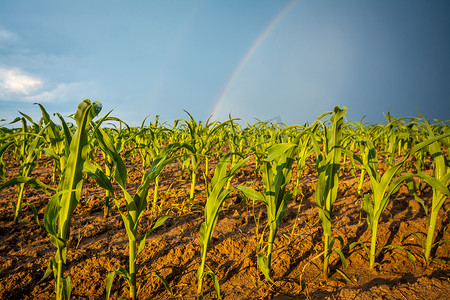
[{"left": 0, "top": 150, "right": 449, "bottom": 299}]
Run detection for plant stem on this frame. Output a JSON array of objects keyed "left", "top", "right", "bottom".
[
  {"left": 357, "top": 169, "right": 366, "bottom": 196},
  {"left": 190, "top": 171, "right": 196, "bottom": 201},
  {"left": 152, "top": 175, "right": 160, "bottom": 210},
  {"left": 425, "top": 208, "right": 439, "bottom": 263},
  {"left": 370, "top": 219, "right": 379, "bottom": 269},
  {"left": 266, "top": 227, "right": 277, "bottom": 272},
  {"left": 197, "top": 252, "right": 206, "bottom": 298},
  {"left": 129, "top": 237, "right": 137, "bottom": 300},
  {"left": 323, "top": 233, "right": 330, "bottom": 277},
  {"left": 56, "top": 247, "right": 64, "bottom": 300},
  {"left": 13, "top": 183, "right": 25, "bottom": 222}
]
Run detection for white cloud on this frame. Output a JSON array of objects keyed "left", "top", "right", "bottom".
[
  {"left": 0, "top": 67, "right": 43, "bottom": 97},
  {"left": 0, "top": 66, "right": 98, "bottom": 104},
  {"left": 0, "top": 27, "right": 18, "bottom": 43},
  {"left": 22, "top": 82, "right": 90, "bottom": 103}
]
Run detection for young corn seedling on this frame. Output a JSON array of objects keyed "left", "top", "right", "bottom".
[
  {"left": 404, "top": 116, "right": 450, "bottom": 264},
  {"left": 41, "top": 99, "right": 102, "bottom": 300},
  {"left": 0, "top": 139, "right": 55, "bottom": 225},
  {"left": 0, "top": 140, "right": 14, "bottom": 182},
  {"left": 309, "top": 106, "right": 347, "bottom": 277},
  {"left": 197, "top": 154, "right": 249, "bottom": 299},
  {"left": 92, "top": 126, "right": 180, "bottom": 300},
  {"left": 0, "top": 114, "right": 47, "bottom": 223},
  {"left": 292, "top": 129, "right": 313, "bottom": 200},
  {"left": 349, "top": 130, "right": 449, "bottom": 269},
  {"left": 0, "top": 110, "right": 57, "bottom": 223},
  {"left": 349, "top": 139, "right": 412, "bottom": 270},
  {"left": 135, "top": 115, "right": 172, "bottom": 211},
  {"left": 237, "top": 141, "right": 297, "bottom": 282},
  {"left": 90, "top": 114, "right": 131, "bottom": 217},
  {"left": 223, "top": 117, "right": 249, "bottom": 189},
  {"left": 179, "top": 111, "right": 233, "bottom": 202},
  {"left": 36, "top": 103, "right": 70, "bottom": 182}
]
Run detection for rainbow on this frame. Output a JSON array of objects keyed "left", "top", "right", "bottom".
[{"left": 211, "top": 0, "right": 299, "bottom": 120}]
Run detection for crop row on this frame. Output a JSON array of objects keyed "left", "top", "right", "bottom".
[{"left": 0, "top": 99, "right": 449, "bottom": 299}]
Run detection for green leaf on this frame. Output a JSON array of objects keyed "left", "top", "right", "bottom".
[
  {"left": 136, "top": 216, "right": 172, "bottom": 258},
  {"left": 83, "top": 160, "right": 115, "bottom": 197},
  {"left": 410, "top": 172, "right": 449, "bottom": 196},
  {"left": 0, "top": 176, "right": 55, "bottom": 193},
  {"left": 152, "top": 215, "right": 171, "bottom": 230},
  {"left": 432, "top": 258, "right": 447, "bottom": 264},
  {"left": 265, "top": 143, "right": 296, "bottom": 162},
  {"left": 115, "top": 266, "right": 131, "bottom": 283},
  {"left": 405, "top": 178, "right": 428, "bottom": 217},
  {"left": 205, "top": 270, "right": 221, "bottom": 300},
  {"left": 257, "top": 254, "right": 272, "bottom": 283},
  {"left": 57, "top": 99, "right": 99, "bottom": 242},
  {"left": 349, "top": 241, "right": 370, "bottom": 258},
  {"left": 432, "top": 239, "right": 450, "bottom": 248},
  {"left": 28, "top": 203, "right": 39, "bottom": 225},
  {"left": 44, "top": 192, "right": 62, "bottom": 237},
  {"left": 401, "top": 231, "right": 425, "bottom": 250},
  {"left": 62, "top": 276, "right": 71, "bottom": 300},
  {"left": 236, "top": 186, "right": 265, "bottom": 204},
  {"left": 136, "top": 231, "right": 150, "bottom": 259},
  {"left": 0, "top": 141, "right": 14, "bottom": 182},
  {"left": 137, "top": 273, "right": 172, "bottom": 296},
  {"left": 56, "top": 113, "right": 72, "bottom": 149},
  {"left": 114, "top": 199, "right": 135, "bottom": 241},
  {"left": 39, "top": 258, "right": 57, "bottom": 283},
  {"left": 94, "top": 127, "right": 128, "bottom": 189},
  {"left": 384, "top": 245, "right": 416, "bottom": 274},
  {"left": 335, "top": 268, "right": 353, "bottom": 283},
  {"left": 332, "top": 248, "right": 348, "bottom": 269},
  {"left": 105, "top": 270, "right": 116, "bottom": 300}
]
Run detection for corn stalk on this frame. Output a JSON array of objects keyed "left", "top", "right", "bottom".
[
  {"left": 349, "top": 131, "right": 450, "bottom": 269},
  {"left": 197, "top": 154, "right": 249, "bottom": 299},
  {"left": 41, "top": 99, "right": 101, "bottom": 300},
  {"left": 237, "top": 141, "right": 297, "bottom": 282},
  {"left": 309, "top": 106, "right": 347, "bottom": 277},
  {"left": 0, "top": 113, "right": 46, "bottom": 223},
  {"left": 92, "top": 126, "right": 179, "bottom": 300},
  {"left": 410, "top": 116, "right": 450, "bottom": 264}
]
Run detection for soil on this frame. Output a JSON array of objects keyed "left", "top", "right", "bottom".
[{"left": 0, "top": 149, "right": 449, "bottom": 300}]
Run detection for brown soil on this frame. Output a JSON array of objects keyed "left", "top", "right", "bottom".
[{"left": 0, "top": 150, "right": 449, "bottom": 300}]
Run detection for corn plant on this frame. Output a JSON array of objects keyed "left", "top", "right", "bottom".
[
  {"left": 237, "top": 142, "right": 297, "bottom": 282},
  {"left": 246, "top": 119, "right": 285, "bottom": 177},
  {"left": 0, "top": 114, "right": 47, "bottom": 222},
  {"left": 0, "top": 140, "right": 14, "bottom": 182},
  {"left": 0, "top": 110, "right": 56, "bottom": 216},
  {"left": 224, "top": 117, "right": 248, "bottom": 189},
  {"left": 91, "top": 115, "right": 132, "bottom": 217},
  {"left": 179, "top": 111, "right": 233, "bottom": 202},
  {"left": 135, "top": 115, "right": 172, "bottom": 211},
  {"left": 36, "top": 103, "right": 71, "bottom": 182},
  {"left": 349, "top": 130, "right": 449, "bottom": 269},
  {"left": 309, "top": 106, "right": 347, "bottom": 277},
  {"left": 91, "top": 126, "right": 179, "bottom": 300},
  {"left": 349, "top": 139, "right": 409, "bottom": 269},
  {"left": 292, "top": 128, "right": 313, "bottom": 200},
  {"left": 411, "top": 129, "right": 428, "bottom": 175},
  {"left": 40, "top": 99, "right": 102, "bottom": 300},
  {"left": 197, "top": 154, "right": 249, "bottom": 299},
  {"left": 404, "top": 116, "right": 450, "bottom": 264},
  {"left": 380, "top": 114, "right": 418, "bottom": 167}
]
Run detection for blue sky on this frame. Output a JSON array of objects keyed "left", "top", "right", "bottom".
[{"left": 1, "top": 0, "right": 449, "bottom": 127}]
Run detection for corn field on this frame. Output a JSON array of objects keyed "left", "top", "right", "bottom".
[{"left": 0, "top": 100, "right": 449, "bottom": 299}]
